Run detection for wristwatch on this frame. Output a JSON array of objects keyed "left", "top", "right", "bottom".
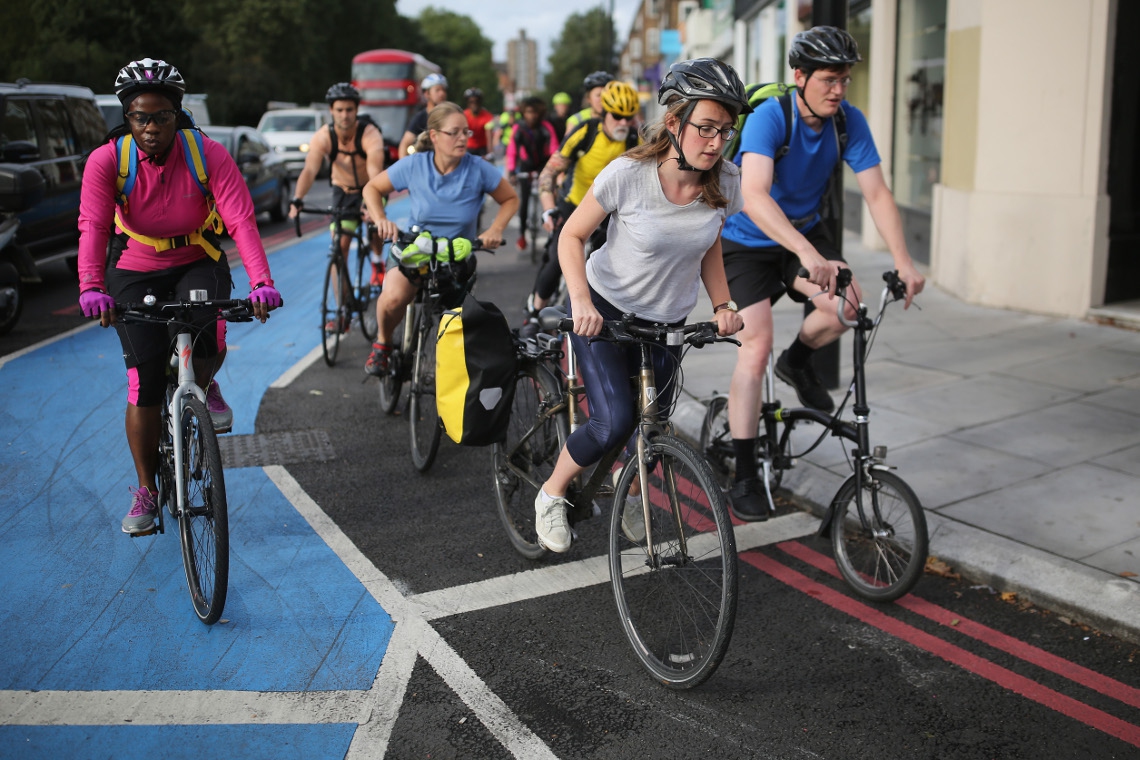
[{"left": 713, "top": 300, "right": 738, "bottom": 314}]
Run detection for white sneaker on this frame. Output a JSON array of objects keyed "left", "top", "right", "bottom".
[
  {"left": 621, "top": 496, "right": 646, "bottom": 544},
  {"left": 535, "top": 490, "right": 572, "bottom": 553}
]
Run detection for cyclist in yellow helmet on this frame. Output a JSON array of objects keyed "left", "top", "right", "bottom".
[{"left": 522, "top": 80, "right": 642, "bottom": 326}]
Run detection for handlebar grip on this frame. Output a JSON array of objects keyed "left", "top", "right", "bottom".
[
  {"left": 293, "top": 207, "right": 302, "bottom": 238},
  {"left": 797, "top": 266, "right": 810, "bottom": 279}
]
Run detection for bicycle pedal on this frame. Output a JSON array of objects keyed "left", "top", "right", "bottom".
[{"left": 128, "top": 527, "right": 158, "bottom": 538}]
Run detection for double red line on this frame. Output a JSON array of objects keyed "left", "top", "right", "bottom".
[{"left": 746, "top": 541, "right": 1140, "bottom": 747}]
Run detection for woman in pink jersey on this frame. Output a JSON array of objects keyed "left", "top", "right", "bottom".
[{"left": 77, "top": 58, "right": 283, "bottom": 534}]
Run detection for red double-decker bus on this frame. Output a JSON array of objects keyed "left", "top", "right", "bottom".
[{"left": 351, "top": 49, "right": 442, "bottom": 165}]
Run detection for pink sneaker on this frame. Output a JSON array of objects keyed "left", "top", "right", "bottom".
[
  {"left": 205, "top": 379, "right": 233, "bottom": 433},
  {"left": 121, "top": 486, "right": 158, "bottom": 533}
]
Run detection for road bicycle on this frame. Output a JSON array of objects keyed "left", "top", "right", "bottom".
[
  {"left": 373, "top": 228, "right": 484, "bottom": 472},
  {"left": 118, "top": 294, "right": 269, "bottom": 624},
  {"left": 492, "top": 310, "right": 740, "bottom": 688},
  {"left": 700, "top": 269, "right": 928, "bottom": 602},
  {"left": 293, "top": 203, "right": 380, "bottom": 366}
]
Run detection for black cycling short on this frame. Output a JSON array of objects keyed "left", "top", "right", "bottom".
[
  {"left": 106, "top": 255, "right": 232, "bottom": 406},
  {"left": 332, "top": 185, "right": 365, "bottom": 216},
  {"left": 722, "top": 223, "right": 845, "bottom": 309}
]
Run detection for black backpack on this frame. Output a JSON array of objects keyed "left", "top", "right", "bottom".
[
  {"left": 327, "top": 113, "right": 379, "bottom": 163},
  {"left": 724, "top": 84, "right": 849, "bottom": 228}
]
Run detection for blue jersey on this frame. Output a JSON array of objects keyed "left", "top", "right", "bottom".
[
  {"left": 723, "top": 98, "right": 880, "bottom": 248},
  {"left": 386, "top": 151, "right": 502, "bottom": 240}
]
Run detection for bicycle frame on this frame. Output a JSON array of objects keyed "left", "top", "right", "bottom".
[{"left": 167, "top": 329, "right": 208, "bottom": 521}]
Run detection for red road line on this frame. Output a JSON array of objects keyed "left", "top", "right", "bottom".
[
  {"left": 776, "top": 540, "right": 1140, "bottom": 711},
  {"left": 743, "top": 550, "right": 1140, "bottom": 748}
]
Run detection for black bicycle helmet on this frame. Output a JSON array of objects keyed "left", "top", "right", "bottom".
[
  {"left": 326, "top": 82, "right": 360, "bottom": 104},
  {"left": 114, "top": 58, "right": 186, "bottom": 107},
  {"left": 463, "top": 87, "right": 483, "bottom": 100},
  {"left": 582, "top": 71, "right": 614, "bottom": 91},
  {"left": 788, "top": 26, "right": 862, "bottom": 71},
  {"left": 658, "top": 58, "right": 752, "bottom": 115}
]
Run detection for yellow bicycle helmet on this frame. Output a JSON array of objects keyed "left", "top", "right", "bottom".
[{"left": 601, "top": 81, "right": 639, "bottom": 118}]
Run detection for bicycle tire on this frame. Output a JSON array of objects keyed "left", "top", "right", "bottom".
[
  {"left": 830, "top": 470, "right": 928, "bottom": 603},
  {"left": 354, "top": 241, "right": 378, "bottom": 343},
  {"left": 320, "top": 257, "right": 342, "bottom": 366},
  {"left": 158, "top": 387, "right": 177, "bottom": 520},
  {"left": 609, "top": 434, "right": 738, "bottom": 689},
  {"left": 377, "top": 349, "right": 403, "bottom": 415},
  {"left": 528, "top": 190, "right": 542, "bottom": 263},
  {"left": 698, "top": 395, "right": 734, "bottom": 493},
  {"left": 492, "top": 361, "right": 567, "bottom": 559},
  {"left": 177, "top": 396, "right": 229, "bottom": 625},
  {"left": 408, "top": 306, "right": 442, "bottom": 472}
]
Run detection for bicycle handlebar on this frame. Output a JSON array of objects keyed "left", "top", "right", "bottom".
[
  {"left": 540, "top": 307, "right": 740, "bottom": 348},
  {"left": 796, "top": 267, "right": 908, "bottom": 328},
  {"left": 292, "top": 203, "right": 370, "bottom": 238},
  {"left": 117, "top": 296, "right": 272, "bottom": 324}
]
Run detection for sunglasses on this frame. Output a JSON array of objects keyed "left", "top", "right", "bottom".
[{"left": 125, "top": 110, "right": 178, "bottom": 128}]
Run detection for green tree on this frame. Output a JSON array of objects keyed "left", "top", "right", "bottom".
[
  {"left": 544, "top": 6, "right": 617, "bottom": 106},
  {"left": 411, "top": 7, "right": 500, "bottom": 112}
]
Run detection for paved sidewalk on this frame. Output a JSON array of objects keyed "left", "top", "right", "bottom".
[{"left": 668, "top": 233, "right": 1140, "bottom": 644}]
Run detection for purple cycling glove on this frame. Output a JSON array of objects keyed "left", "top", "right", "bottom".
[
  {"left": 250, "top": 284, "right": 283, "bottom": 308},
  {"left": 79, "top": 289, "right": 115, "bottom": 319}
]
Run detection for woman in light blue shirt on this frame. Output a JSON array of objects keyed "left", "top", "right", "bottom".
[{"left": 362, "top": 102, "right": 518, "bottom": 376}]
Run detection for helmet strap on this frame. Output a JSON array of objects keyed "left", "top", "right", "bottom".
[
  {"left": 662, "top": 101, "right": 703, "bottom": 173},
  {"left": 798, "top": 71, "right": 827, "bottom": 121}
]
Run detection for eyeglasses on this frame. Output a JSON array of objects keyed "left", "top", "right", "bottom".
[
  {"left": 691, "top": 123, "right": 738, "bottom": 141},
  {"left": 817, "top": 76, "right": 853, "bottom": 90},
  {"left": 606, "top": 113, "right": 633, "bottom": 123},
  {"left": 125, "top": 110, "right": 178, "bottom": 128},
  {"left": 436, "top": 128, "right": 474, "bottom": 139}
]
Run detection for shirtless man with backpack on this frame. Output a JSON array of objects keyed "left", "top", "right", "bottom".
[{"left": 289, "top": 82, "right": 387, "bottom": 321}]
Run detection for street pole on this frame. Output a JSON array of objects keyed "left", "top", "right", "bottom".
[{"left": 806, "top": 0, "right": 848, "bottom": 390}]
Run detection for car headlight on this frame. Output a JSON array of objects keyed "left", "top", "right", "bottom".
[{"left": 299, "top": 143, "right": 309, "bottom": 153}]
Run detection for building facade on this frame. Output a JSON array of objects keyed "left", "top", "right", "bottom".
[
  {"left": 617, "top": 0, "right": 1140, "bottom": 319},
  {"left": 507, "top": 30, "right": 539, "bottom": 96}
]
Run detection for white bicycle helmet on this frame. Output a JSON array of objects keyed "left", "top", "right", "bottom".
[{"left": 421, "top": 73, "right": 448, "bottom": 91}]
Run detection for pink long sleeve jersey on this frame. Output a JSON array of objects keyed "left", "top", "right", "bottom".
[{"left": 77, "top": 135, "right": 273, "bottom": 293}]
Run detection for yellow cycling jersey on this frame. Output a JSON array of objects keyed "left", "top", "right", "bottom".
[{"left": 559, "top": 121, "right": 639, "bottom": 207}]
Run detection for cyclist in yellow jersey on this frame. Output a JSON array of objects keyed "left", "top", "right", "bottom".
[
  {"left": 562, "top": 71, "right": 612, "bottom": 138},
  {"left": 524, "top": 80, "right": 641, "bottom": 319}
]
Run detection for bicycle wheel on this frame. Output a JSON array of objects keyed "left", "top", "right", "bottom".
[
  {"left": 408, "top": 306, "right": 442, "bottom": 472},
  {"left": 320, "top": 256, "right": 342, "bottom": 366},
  {"left": 830, "top": 470, "right": 928, "bottom": 603},
  {"left": 158, "top": 388, "right": 177, "bottom": 520},
  {"left": 698, "top": 395, "right": 734, "bottom": 493},
  {"left": 492, "top": 361, "right": 567, "bottom": 559},
  {"left": 609, "top": 434, "right": 738, "bottom": 689},
  {"left": 354, "top": 241, "right": 378, "bottom": 342},
  {"left": 377, "top": 306, "right": 410, "bottom": 415},
  {"left": 177, "top": 396, "right": 229, "bottom": 625}
]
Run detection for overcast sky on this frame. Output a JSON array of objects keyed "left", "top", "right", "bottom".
[{"left": 395, "top": 0, "right": 640, "bottom": 68}]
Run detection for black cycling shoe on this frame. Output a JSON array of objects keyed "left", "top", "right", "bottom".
[
  {"left": 729, "top": 477, "right": 771, "bottom": 522},
  {"left": 775, "top": 349, "right": 835, "bottom": 413}
]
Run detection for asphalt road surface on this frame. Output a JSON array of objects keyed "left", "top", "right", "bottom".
[{"left": 2, "top": 188, "right": 1138, "bottom": 759}]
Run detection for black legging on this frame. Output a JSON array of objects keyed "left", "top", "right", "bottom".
[{"left": 564, "top": 289, "right": 682, "bottom": 466}]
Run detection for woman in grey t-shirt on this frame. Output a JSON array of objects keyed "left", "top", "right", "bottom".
[{"left": 532, "top": 59, "right": 751, "bottom": 554}]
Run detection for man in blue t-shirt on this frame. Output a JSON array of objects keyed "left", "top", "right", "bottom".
[{"left": 722, "top": 26, "right": 926, "bottom": 522}]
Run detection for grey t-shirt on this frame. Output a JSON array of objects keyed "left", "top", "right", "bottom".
[{"left": 586, "top": 156, "right": 743, "bottom": 323}]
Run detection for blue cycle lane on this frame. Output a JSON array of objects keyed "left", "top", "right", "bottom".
[{"left": 0, "top": 199, "right": 414, "bottom": 759}]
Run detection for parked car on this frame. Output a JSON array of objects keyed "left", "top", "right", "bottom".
[
  {"left": 95, "top": 92, "right": 212, "bottom": 129},
  {"left": 202, "top": 125, "right": 290, "bottom": 222},
  {"left": 0, "top": 80, "right": 106, "bottom": 275},
  {"left": 256, "top": 108, "right": 329, "bottom": 177}
]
